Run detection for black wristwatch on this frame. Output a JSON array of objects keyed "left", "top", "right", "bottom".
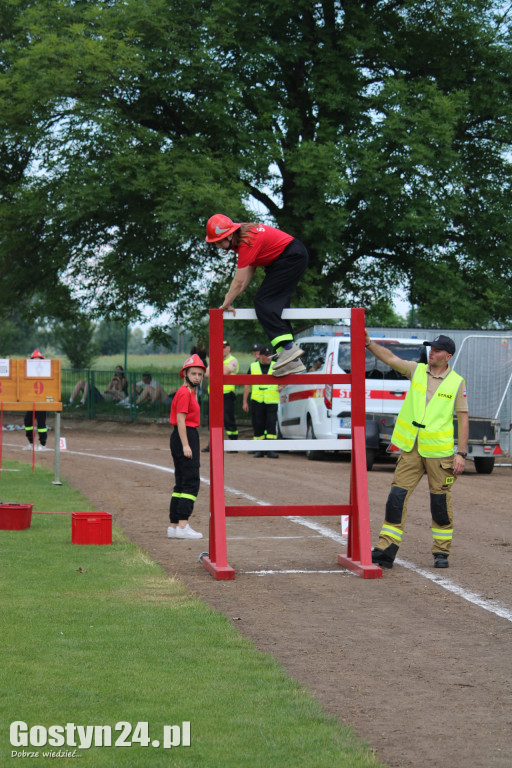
[{"left": 457, "top": 451, "right": 467, "bottom": 458}]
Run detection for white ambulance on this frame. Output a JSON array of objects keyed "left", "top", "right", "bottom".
[{"left": 277, "top": 331, "right": 427, "bottom": 469}]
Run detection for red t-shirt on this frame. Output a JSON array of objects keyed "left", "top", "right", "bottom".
[
  {"left": 170, "top": 385, "right": 200, "bottom": 427},
  {"left": 235, "top": 225, "right": 294, "bottom": 269}
]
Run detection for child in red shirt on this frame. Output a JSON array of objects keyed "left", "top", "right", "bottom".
[
  {"left": 168, "top": 354, "right": 206, "bottom": 540},
  {"left": 205, "top": 215, "right": 309, "bottom": 376}
]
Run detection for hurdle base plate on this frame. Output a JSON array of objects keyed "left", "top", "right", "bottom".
[
  {"left": 337, "top": 554, "right": 383, "bottom": 579},
  {"left": 201, "top": 556, "right": 236, "bottom": 580}
]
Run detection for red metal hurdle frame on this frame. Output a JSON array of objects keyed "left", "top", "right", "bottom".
[{"left": 201, "top": 307, "right": 382, "bottom": 580}]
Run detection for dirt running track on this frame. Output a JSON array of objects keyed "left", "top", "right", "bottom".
[{"left": 4, "top": 419, "right": 512, "bottom": 768}]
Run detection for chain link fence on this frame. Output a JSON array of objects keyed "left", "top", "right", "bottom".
[{"left": 60, "top": 369, "right": 251, "bottom": 427}]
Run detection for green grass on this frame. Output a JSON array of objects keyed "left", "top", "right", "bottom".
[{"left": 0, "top": 461, "right": 385, "bottom": 768}]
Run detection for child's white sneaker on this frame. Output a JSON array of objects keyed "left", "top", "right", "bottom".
[{"left": 175, "top": 524, "right": 203, "bottom": 540}]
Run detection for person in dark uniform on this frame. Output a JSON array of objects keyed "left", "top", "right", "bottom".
[
  {"left": 242, "top": 346, "right": 280, "bottom": 458},
  {"left": 167, "top": 353, "right": 206, "bottom": 540},
  {"left": 23, "top": 350, "right": 48, "bottom": 452},
  {"left": 201, "top": 340, "right": 238, "bottom": 453}
]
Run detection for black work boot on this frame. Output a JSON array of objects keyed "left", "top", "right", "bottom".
[
  {"left": 371, "top": 547, "right": 395, "bottom": 569},
  {"left": 433, "top": 552, "right": 449, "bottom": 568},
  {"left": 266, "top": 451, "right": 279, "bottom": 459},
  {"left": 253, "top": 451, "right": 265, "bottom": 458}
]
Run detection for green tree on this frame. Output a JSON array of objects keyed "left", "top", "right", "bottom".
[
  {"left": 0, "top": 308, "right": 55, "bottom": 356},
  {"left": 53, "top": 315, "right": 98, "bottom": 369},
  {"left": 127, "top": 328, "right": 146, "bottom": 355},
  {"left": 94, "top": 320, "right": 128, "bottom": 356},
  {"left": 0, "top": 312, "right": 35, "bottom": 356},
  {"left": 1, "top": 0, "right": 512, "bottom": 331},
  {"left": 365, "top": 300, "right": 406, "bottom": 328}
]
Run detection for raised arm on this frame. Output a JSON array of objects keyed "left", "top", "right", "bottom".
[{"left": 364, "top": 329, "right": 411, "bottom": 376}]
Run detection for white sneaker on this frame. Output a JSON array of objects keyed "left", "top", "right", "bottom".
[
  {"left": 175, "top": 524, "right": 203, "bottom": 540},
  {"left": 272, "top": 343, "right": 304, "bottom": 370},
  {"left": 36, "top": 445, "right": 49, "bottom": 451},
  {"left": 167, "top": 526, "right": 177, "bottom": 538},
  {"left": 23, "top": 444, "right": 33, "bottom": 451},
  {"left": 272, "top": 358, "right": 306, "bottom": 377}
]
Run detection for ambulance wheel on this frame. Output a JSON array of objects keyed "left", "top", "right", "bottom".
[
  {"left": 474, "top": 457, "right": 494, "bottom": 474},
  {"left": 366, "top": 448, "right": 375, "bottom": 472},
  {"left": 306, "top": 421, "right": 322, "bottom": 461}
]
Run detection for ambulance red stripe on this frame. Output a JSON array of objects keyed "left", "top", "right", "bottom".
[{"left": 287, "top": 388, "right": 407, "bottom": 403}]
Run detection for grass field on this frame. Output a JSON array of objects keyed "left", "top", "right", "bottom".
[{"left": 0, "top": 461, "right": 385, "bottom": 767}]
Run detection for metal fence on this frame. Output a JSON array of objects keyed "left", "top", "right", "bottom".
[
  {"left": 60, "top": 369, "right": 251, "bottom": 426},
  {"left": 451, "top": 335, "right": 512, "bottom": 456}
]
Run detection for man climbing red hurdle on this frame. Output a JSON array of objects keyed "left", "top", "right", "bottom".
[{"left": 205, "top": 214, "right": 309, "bottom": 377}]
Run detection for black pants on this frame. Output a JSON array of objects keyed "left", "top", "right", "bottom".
[
  {"left": 24, "top": 411, "right": 47, "bottom": 446},
  {"left": 224, "top": 391, "right": 238, "bottom": 439},
  {"left": 253, "top": 238, "right": 309, "bottom": 350},
  {"left": 169, "top": 427, "right": 200, "bottom": 523},
  {"left": 252, "top": 401, "right": 278, "bottom": 440}
]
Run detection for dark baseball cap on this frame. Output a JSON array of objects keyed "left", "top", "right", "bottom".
[
  {"left": 252, "top": 343, "right": 263, "bottom": 351},
  {"left": 259, "top": 346, "right": 273, "bottom": 356},
  {"left": 423, "top": 335, "right": 455, "bottom": 355}
]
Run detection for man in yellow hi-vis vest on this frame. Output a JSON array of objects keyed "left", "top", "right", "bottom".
[
  {"left": 365, "top": 331, "right": 469, "bottom": 570},
  {"left": 202, "top": 340, "right": 239, "bottom": 453},
  {"left": 242, "top": 346, "right": 280, "bottom": 458}
]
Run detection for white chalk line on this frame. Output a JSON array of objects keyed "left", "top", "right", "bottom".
[
  {"left": 395, "top": 559, "right": 512, "bottom": 621},
  {"left": 6, "top": 443, "right": 512, "bottom": 623}
]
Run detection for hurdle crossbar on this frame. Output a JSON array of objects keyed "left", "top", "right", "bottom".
[{"left": 201, "top": 307, "right": 382, "bottom": 580}]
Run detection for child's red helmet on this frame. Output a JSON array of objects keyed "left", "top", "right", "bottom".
[
  {"left": 205, "top": 214, "right": 240, "bottom": 243},
  {"left": 180, "top": 354, "right": 207, "bottom": 378}
]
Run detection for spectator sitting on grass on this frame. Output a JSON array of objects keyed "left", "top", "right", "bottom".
[
  {"left": 102, "top": 366, "right": 128, "bottom": 402},
  {"left": 118, "top": 373, "right": 168, "bottom": 406},
  {"left": 69, "top": 366, "right": 128, "bottom": 406}
]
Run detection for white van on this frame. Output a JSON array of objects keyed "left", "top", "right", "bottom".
[{"left": 277, "top": 332, "right": 427, "bottom": 469}]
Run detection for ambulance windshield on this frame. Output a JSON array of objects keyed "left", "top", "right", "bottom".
[{"left": 338, "top": 341, "right": 426, "bottom": 380}]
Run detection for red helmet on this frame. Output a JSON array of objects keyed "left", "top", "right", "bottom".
[
  {"left": 180, "top": 353, "right": 207, "bottom": 378},
  {"left": 30, "top": 349, "right": 44, "bottom": 359},
  {"left": 205, "top": 214, "right": 240, "bottom": 243}
]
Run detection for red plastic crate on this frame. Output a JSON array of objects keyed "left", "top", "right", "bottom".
[
  {"left": 0, "top": 503, "right": 33, "bottom": 530},
  {"left": 71, "top": 512, "right": 112, "bottom": 545}
]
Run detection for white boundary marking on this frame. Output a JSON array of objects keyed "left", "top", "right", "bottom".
[
  {"left": 6, "top": 443, "right": 512, "bottom": 623},
  {"left": 395, "top": 559, "right": 512, "bottom": 621}
]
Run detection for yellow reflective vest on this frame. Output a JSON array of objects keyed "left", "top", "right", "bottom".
[
  {"left": 391, "top": 364, "right": 463, "bottom": 458},
  {"left": 223, "top": 354, "right": 239, "bottom": 393},
  {"left": 249, "top": 360, "right": 279, "bottom": 404}
]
